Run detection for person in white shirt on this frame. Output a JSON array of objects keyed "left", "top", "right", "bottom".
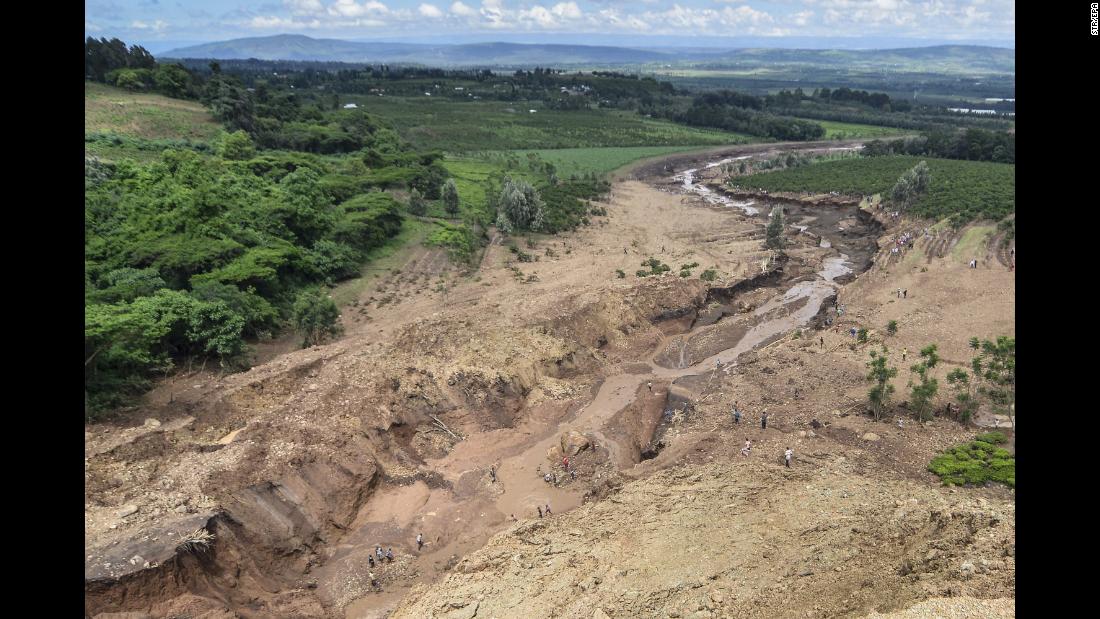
[{"left": 784, "top": 447, "right": 793, "bottom": 468}]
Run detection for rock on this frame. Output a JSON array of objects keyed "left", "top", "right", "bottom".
[
  {"left": 861, "top": 432, "right": 880, "bottom": 442},
  {"left": 445, "top": 601, "right": 480, "bottom": 619},
  {"left": 306, "top": 383, "right": 319, "bottom": 392},
  {"left": 116, "top": 504, "right": 139, "bottom": 518},
  {"left": 593, "top": 610, "right": 612, "bottom": 619},
  {"left": 561, "top": 430, "right": 591, "bottom": 457},
  {"left": 807, "top": 430, "right": 817, "bottom": 438},
  {"left": 174, "top": 505, "right": 189, "bottom": 514},
  {"left": 143, "top": 418, "right": 161, "bottom": 429}
]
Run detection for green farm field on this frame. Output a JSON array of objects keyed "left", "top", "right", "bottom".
[
  {"left": 740, "top": 155, "right": 1015, "bottom": 223},
  {"left": 353, "top": 96, "right": 753, "bottom": 151}
]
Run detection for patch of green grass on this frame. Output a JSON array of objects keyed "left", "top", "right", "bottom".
[
  {"left": 928, "top": 435, "right": 1015, "bottom": 488},
  {"left": 329, "top": 217, "right": 429, "bottom": 307},
  {"left": 739, "top": 155, "right": 1014, "bottom": 224},
  {"left": 812, "top": 119, "right": 910, "bottom": 139},
  {"left": 950, "top": 225, "right": 996, "bottom": 261},
  {"left": 85, "top": 82, "right": 222, "bottom": 141}
]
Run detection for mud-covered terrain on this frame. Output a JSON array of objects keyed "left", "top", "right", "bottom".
[{"left": 85, "top": 141, "right": 1014, "bottom": 618}]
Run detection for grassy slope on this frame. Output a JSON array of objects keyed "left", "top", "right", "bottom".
[
  {"left": 740, "top": 155, "right": 1015, "bottom": 222},
  {"left": 85, "top": 82, "right": 223, "bottom": 161}
]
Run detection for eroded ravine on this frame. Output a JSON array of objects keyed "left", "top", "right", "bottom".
[{"left": 336, "top": 147, "right": 879, "bottom": 617}]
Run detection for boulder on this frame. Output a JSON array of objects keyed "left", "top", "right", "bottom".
[
  {"left": 861, "top": 432, "right": 881, "bottom": 442},
  {"left": 116, "top": 504, "right": 139, "bottom": 518},
  {"left": 561, "top": 430, "right": 590, "bottom": 457}
]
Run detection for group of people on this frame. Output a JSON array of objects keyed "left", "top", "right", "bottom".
[
  {"left": 731, "top": 403, "right": 792, "bottom": 466},
  {"left": 731, "top": 403, "right": 768, "bottom": 430},
  {"left": 896, "top": 288, "right": 908, "bottom": 299},
  {"left": 367, "top": 545, "right": 399, "bottom": 590},
  {"left": 889, "top": 230, "right": 916, "bottom": 256}
]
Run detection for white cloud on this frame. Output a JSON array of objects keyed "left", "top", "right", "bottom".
[
  {"left": 791, "top": 10, "right": 813, "bottom": 26},
  {"left": 249, "top": 15, "right": 322, "bottom": 28},
  {"left": 85, "top": 21, "right": 104, "bottom": 32},
  {"left": 130, "top": 19, "right": 168, "bottom": 31},
  {"left": 552, "top": 2, "right": 582, "bottom": 20},
  {"left": 418, "top": 3, "right": 443, "bottom": 18},
  {"left": 328, "top": 0, "right": 389, "bottom": 18},
  {"left": 284, "top": 0, "right": 323, "bottom": 14},
  {"left": 450, "top": 1, "right": 475, "bottom": 17},
  {"left": 480, "top": 0, "right": 508, "bottom": 28},
  {"left": 520, "top": 6, "right": 557, "bottom": 28}
]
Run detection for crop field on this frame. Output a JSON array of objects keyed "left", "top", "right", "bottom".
[
  {"left": 814, "top": 120, "right": 910, "bottom": 139},
  {"left": 739, "top": 155, "right": 1015, "bottom": 223},
  {"left": 499, "top": 146, "right": 707, "bottom": 178},
  {"left": 354, "top": 97, "right": 752, "bottom": 151}
]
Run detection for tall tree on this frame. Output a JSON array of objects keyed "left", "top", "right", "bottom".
[
  {"left": 866, "top": 346, "right": 898, "bottom": 420},
  {"left": 441, "top": 178, "right": 460, "bottom": 217},
  {"left": 765, "top": 207, "right": 785, "bottom": 249}
]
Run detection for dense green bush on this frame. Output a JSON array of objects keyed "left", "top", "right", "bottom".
[
  {"left": 85, "top": 148, "right": 403, "bottom": 414},
  {"left": 928, "top": 436, "right": 1015, "bottom": 487}
]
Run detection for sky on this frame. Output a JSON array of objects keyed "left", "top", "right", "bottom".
[{"left": 85, "top": 0, "right": 1016, "bottom": 48}]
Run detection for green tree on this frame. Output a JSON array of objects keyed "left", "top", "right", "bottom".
[
  {"left": 890, "top": 160, "right": 932, "bottom": 211},
  {"left": 908, "top": 344, "right": 940, "bottom": 422},
  {"left": 408, "top": 188, "right": 427, "bottom": 216},
  {"left": 442, "top": 178, "right": 460, "bottom": 217},
  {"left": 866, "top": 346, "right": 898, "bottom": 420},
  {"left": 216, "top": 130, "right": 256, "bottom": 161},
  {"left": 292, "top": 288, "right": 342, "bottom": 348},
  {"left": 946, "top": 367, "right": 978, "bottom": 424},
  {"left": 765, "top": 207, "right": 785, "bottom": 249},
  {"left": 887, "top": 320, "right": 898, "bottom": 335},
  {"left": 496, "top": 177, "right": 544, "bottom": 233},
  {"left": 971, "top": 336, "right": 1015, "bottom": 430}
]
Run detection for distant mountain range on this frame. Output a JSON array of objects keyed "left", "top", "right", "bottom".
[{"left": 160, "top": 34, "right": 1015, "bottom": 73}]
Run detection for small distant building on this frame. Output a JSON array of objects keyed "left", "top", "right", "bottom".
[
  {"left": 343, "top": 103, "right": 358, "bottom": 109},
  {"left": 424, "top": 92, "right": 431, "bottom": 96},
  {"left": 454, "top": 87, "right": 464, "bottom": 91},
  {"left": 529, "top": 109, "right": 537, "bottom": 113}
]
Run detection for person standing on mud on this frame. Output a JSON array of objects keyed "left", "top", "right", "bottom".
[
  {"left": 902, "top": 348, "right": 908, "bottom": 362},
  {"left": 369, "top": 571, "right": 378, "bottom": 590},
  {"left": 648, "top": 381, "right": 653, "bottom": 392},
  {"left": 417, "top": 533, "right": 423, "bottom": 551},
  {"left": 784, "top": 447, "right": 793, "bottom": 468},
  {"left": 368, "top": 554, "right": 375, "bottom": 568},
  {"left": 386, "top": 548, "right": 394, "bottom": 562},
  {"left": 761, "top": 410, "right": 769, "bottom": 431},
  {"left": 732, "top": 402, "right": 742, "bottom": 424},
  {"left": 903, "top": 289, "right": 907, "bottom": 299},
  {"left": 820, "top": 336, "right": 824, "bottom": 348},
  {"left": 489, "top": 465, "right": 497, "bottom": 483},
  {"left": 741, "top": 439, "right": 752, "bottom": 457},
  {"left": 537, "top": 506, "right": 543, "bottom": 518},
  {"left": 545, "top": 503, "right": 552, "bottom": 516}
]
